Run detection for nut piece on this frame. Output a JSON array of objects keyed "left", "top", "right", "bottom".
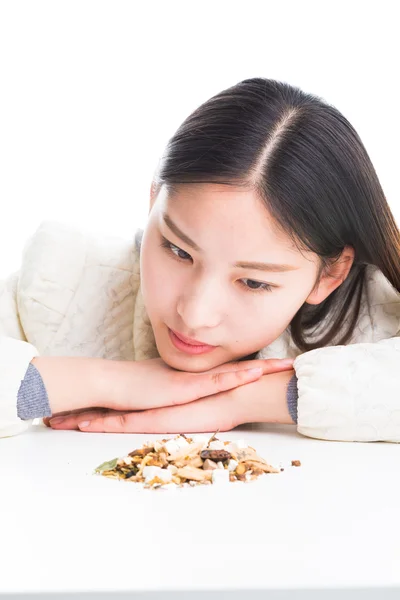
[
  {"left": 291, "top": 460, "right": 301, "bottom": 467},
  {"left": 235, "top": 463, "right": 246, "bottom": 476},
  {"left": 200, "top": 449, "right": 231, "bottom": 462},
  {"left": 243, "top": 460, "right": 280, "bottom": 474},
  {"left": 236, "top": 447, "right": 269, "bottom": 464},
  {"left": 189, "top": 455, "right": 204, "bottom": 468},
  {"left": 167, "top": 441, "right": 205, "bottom": 462},
  {"left": 202, "top": 459, "right": 218, "bottom": 470},
  {"left": 176, "top": 466, "right": 212, "bottom": 482}
]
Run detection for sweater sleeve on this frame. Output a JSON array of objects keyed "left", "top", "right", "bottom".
[
  {"left": 286, "top": 373, "right": 298, "bottom": 423},
  {"left": 293, "top": 336, "right": 400, "bottom": 442},
  {"left": 17, "top": 362, "right": 51, "bottom": 420},
  {"left": 0, "top": 336, "right": 40, "bottom": 437}
]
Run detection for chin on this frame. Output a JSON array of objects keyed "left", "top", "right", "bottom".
[
  {"left": 163, "top": 353, "right": 215, "bottom": 373},
  {"left": 156, "top": 344, "right": 219, "bottom": 372}
]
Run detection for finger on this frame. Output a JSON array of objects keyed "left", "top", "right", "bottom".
[
  {"left": 49, "top": 409, "right": 113, "bottom": 430},
  {"left": 44, "top": 407, "right": 102, "bottom": 428},
  {"left": 181, "top": 366, "right": 263, "bottom": 403},
  {"left": 78, "top": 395, "right": 238, "bottom": 434},
  {"left": 207, "top": 358, "right": 294, "bottom": 375},
  {"left": 249, "top": 358, "right": 294, "bottom": 375}
]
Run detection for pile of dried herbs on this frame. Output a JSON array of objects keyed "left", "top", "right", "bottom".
[{"left": 94, "top": 432, "right": 300, "bottom": 489}]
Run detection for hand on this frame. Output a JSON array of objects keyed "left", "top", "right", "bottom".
[
  {"left": 47, "top": 362, "right": 295, "bottom": 432},
  {"left": 36, "top": 354, "right": 284, "bottom": 417}
]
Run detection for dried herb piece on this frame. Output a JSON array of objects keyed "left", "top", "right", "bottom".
[
  {"left": 206, "top": 429, "right": 220, "bottom": 446},
  {"left": 95, "top": 457, "right": 118, "bottom": 473},
  {"left": 128, "top": 447, "right": 154, "bottom": 458}
]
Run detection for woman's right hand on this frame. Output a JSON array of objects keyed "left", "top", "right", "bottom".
[
  {"left": 97, "top": 356, "right": 294, "bottom": 412},
  {"left": 36, "top": 355, "right": 294, "bottom": 420}
]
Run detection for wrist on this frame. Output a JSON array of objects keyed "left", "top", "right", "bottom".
[
  {"left": 91, "top": 358, "right": 139, "bottom": 411},
  {"left": 248, "top": 369, "right": 296, "bottom": 425},
  {"left": 31, "top": 356, "right": 106, "bottom": 414}
]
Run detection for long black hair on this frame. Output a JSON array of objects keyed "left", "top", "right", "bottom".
[{"left": 152, "top": 78, "right": 400, "bottom": 352}]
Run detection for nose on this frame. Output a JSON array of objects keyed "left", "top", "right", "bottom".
[{"left": 176, "top": 277, "right": 224, "bottom": 332}]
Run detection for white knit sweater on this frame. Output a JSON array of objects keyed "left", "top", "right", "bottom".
[{"left": 1, "top": 221, "right": 400, "bottom": 441}]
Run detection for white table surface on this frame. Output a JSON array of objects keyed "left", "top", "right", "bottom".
[{"left": 0, "top": 422, "right": 399, "bottom": 599}]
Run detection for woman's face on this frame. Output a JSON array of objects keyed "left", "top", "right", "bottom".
[{"left": 140, "top": 183, "right": 321, "bottom": 372}]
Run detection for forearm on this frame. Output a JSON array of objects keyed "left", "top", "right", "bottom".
[
  {"left": 31, "top": 356, "right": 108, "bottom": 415},
  {"left": 247, "top": 369, "right": 296, "bottom": 425}
]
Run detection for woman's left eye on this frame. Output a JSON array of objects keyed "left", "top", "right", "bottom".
[{"left": 160, "top": 237, "right": 275, "bottom": 294}]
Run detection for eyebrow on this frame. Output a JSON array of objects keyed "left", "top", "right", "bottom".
[{"left": 161, "top": 212, "right": 299, "bottom": 273}]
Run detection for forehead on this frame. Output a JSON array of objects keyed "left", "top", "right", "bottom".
[{"left": 159, "top": 183, "right": 298, "bottom": 252}]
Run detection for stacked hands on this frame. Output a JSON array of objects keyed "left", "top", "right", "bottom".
[{"left": 41, "top": 357, "right": 295, "bottom": 434}]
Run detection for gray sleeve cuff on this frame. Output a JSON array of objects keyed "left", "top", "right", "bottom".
[
  {"left": 17, "top": 362, "right": 52, "bottom": 420},
  {"left": 286, "top": 373, "right": 298, "bottom": 424}
]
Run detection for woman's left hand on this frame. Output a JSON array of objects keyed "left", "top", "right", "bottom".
[{"left": 47, "top": 369, "right": 295, "bottom": 433}]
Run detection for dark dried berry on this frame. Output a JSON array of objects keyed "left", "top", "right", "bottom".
[{"left": 200, "top": 449, "right": 231, "bottom": 462}]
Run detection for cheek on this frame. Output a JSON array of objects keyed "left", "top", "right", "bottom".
[
  {"left": 234, "top": 289, "right": 307, "bottom": 349},
  {"left": 140, "top": 250, "right": 181, "bottom": 315}
]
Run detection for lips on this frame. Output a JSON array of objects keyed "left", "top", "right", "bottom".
[
  {"left": 168, "top": 328, "right": 217, "bottom": 355},
  {"left": 170, "top": 328, "right": 216, "bottom": 348}
]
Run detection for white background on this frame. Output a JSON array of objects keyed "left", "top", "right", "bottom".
[{"left": 0, "top": 0, "right": 399, "bottom": 277}]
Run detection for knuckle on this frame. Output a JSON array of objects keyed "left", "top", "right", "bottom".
[
  {"left": 211, "top": 371, "right": 224, "bottom": 391},
  {"left": 117, "top": 414, "right": 127, "bottom": 430},
  {"left": 229, "top": 361, "right": 242, "bottom": 369}
]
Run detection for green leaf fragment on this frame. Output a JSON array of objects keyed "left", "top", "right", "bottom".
[{"left": 94, "top": 457, "right": 118, "bottom": 473}]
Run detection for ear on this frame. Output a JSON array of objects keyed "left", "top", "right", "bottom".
[{"left": 305, "top": 246, "right": 355, "bottom": 305}]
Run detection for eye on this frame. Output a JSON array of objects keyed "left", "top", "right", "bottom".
[
  {"left": 160, "top": 237, "right": 192, "bottom": 261},
  {"left": 239, "top": 279, "right": 275, "bottom": 293},
  {"left": 160, "top": 235, "right": 276, "bottom": 294}
]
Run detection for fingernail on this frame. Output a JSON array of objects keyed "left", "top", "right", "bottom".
[
  {"left": 50, "top": 417, "right": 65, "bottom": 425},
  {"left": 282, "top": 359, "right": 295, "bottom": 366},
  {"left": 79, "top": 421, "right": 91, "bottom": 428}
]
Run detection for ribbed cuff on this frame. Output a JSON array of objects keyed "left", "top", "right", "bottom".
[
  {"left": 286, "top": 373, "right": 298, "bottom": 424},
  {"left": 17, "top": 363, "right": 52, "bottom": 420}
]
